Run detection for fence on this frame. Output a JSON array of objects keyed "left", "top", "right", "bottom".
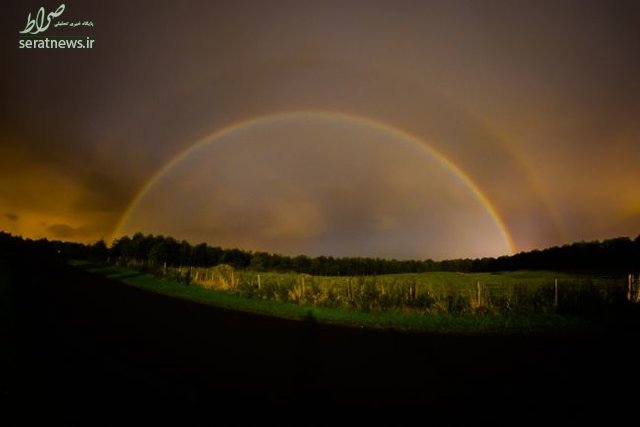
[{"left": 113, "top": 258, "right": 639, "bottom": 315}]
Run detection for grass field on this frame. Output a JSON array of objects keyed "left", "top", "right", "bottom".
[
  {"left": 71, "top": 261, "right": 616, "bottom": 334},
  {"left": 102, "top": 258, "right": 631, "bottom": 315}
]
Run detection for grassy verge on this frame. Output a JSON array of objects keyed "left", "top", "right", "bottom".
[{"left": 71, "top": 261, "right": 594, "bottom": 335}]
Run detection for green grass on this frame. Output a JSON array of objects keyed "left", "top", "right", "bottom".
[
  {"left": 72, "top": 261, "right": 595, "bottom": 334},
  {"left": 115, "top": 259, "right": 623, "bottom": 317}
]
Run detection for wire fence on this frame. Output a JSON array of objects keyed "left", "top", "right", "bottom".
[{"left": 114, "top": 258, "right": 639, "bottom": 315}]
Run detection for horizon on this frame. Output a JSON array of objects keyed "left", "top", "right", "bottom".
[
  {"left": 3, "top": 228, "right": 638, "bottom": 265},
  {"left": 3, "top": 1, "right": 639, "bottom": 260}
]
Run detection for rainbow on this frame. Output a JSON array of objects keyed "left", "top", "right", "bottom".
[
  {"left": 112, "top": 111, "right": 516, "bottom": 254},
  {"left": 462, "top": 110, "right": 564, "bottom": 243}
]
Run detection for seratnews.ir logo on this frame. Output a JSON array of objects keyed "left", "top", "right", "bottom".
[{"left": 18, "top": 3, "right": 95, "bottom": 49}]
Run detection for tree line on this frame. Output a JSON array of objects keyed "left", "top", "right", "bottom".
[{"left": 1, "top": 231, "right": 639, "bottom": 275}]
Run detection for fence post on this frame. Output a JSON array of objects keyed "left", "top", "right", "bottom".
[
  {"left": 257, "top": 274, "right": 261, "bottom": 290},
  {"left": 476, "top": 281, "right": 481, "bottom": 307},
  {"left": 554, "top": 278, "right": 558, "bottom": 309},
  {"left": 628, "top": 274, "right": 633, "bottom": 302}
]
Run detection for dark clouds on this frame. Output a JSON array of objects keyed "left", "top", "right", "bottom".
[
  {"left": 47, "top": 223, "right": 98, "bottom": 239},
  {"left": 2, "top": 0, "right": 639, "bottom": 254}
]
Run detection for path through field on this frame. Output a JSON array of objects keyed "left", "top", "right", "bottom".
[{"left": 7, "top": 257, "right": 639, "bottom": 423}]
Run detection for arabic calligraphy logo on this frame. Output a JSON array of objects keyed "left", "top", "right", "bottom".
[
  {"left": 18, "top": 3, "right": 95, "bottom": 49},
  {"left": 19, "top": 4, "right": 66, "bottom": 35}
]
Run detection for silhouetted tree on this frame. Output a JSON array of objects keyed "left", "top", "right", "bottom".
[
  {"left": 4, "top": 230, "right": 637, "bottom": 277},
  {"left": 90, "top": 240, "right": 109, "bottom": 261}
]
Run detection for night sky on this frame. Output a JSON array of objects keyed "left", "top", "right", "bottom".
[{"left": 2, "top": 0, "right": 639, "bottom": 259}]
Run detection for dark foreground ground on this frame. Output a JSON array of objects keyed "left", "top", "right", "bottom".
[{"left": 3, "top": 255, "right": 640, "bottom": 424}]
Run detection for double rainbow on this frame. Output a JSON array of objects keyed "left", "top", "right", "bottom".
[{"left": 112, "top": 111, "right": 517, "bottom": 255}]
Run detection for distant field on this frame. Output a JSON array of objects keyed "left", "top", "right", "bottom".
[{"left": 71, "top": 261, "right": 629, "bottom": 334}]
